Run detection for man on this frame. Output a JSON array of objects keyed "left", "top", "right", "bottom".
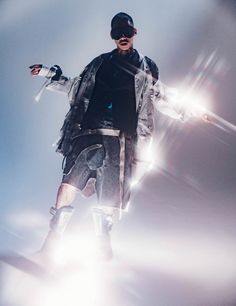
[{"left": 29, "top": 12, "right": 199, "bottom": 260}]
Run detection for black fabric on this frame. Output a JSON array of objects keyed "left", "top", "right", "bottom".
[
  {"left": 50, "top": 65, "right": 63, "bottom": 81},
  {"left": 145, "top": 57, "right": 159, "bottom": 84},
  {"left": 56, "top": 50, "right": 160, "bottom": 158},
  {"left": 111, "top": 12, "right": 134, "bottom": 29},
  {"left": 110, "top": 26, "right": 135, "bottom": 40},
  {"left": 62, "top": 134, "right": 134, "bottom": 209},
  {"left": 81, "top": 49, "right": 141, "bottom": 135}
]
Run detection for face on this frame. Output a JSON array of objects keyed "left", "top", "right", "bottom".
[
  {"left": 114, "top": 35, "right": 135, "bottom": 51},
  {"left": 111, "top": 27, "right": 137, "bottom": 51}
]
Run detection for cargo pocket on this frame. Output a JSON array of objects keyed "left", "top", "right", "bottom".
[{"left": 86, "top": 144, "right": 105, "bottom": 170}]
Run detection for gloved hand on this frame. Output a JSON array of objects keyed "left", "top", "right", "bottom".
[
  {"left": 29, "top": 64, "right": 62, "bottom": 80},
  {"left": 29, "top": 64, "right": 44, "bottom": 76},
  {"left": 50, "top": 65, "right": 63, "bottom": 81}
]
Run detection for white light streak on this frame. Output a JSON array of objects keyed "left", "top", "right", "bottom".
[{"left": 208, "top": 110, "right": 236, "bottom": 134}]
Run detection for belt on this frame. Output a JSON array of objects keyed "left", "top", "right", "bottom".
[{"left": 75, "top": 128, "right": 121, "bottom": 137}]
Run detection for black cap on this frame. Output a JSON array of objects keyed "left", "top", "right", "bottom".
[{"left": 111, "top": 12, "right": 134, "bottom": 29}]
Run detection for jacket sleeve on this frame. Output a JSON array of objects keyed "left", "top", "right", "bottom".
[
  {"left": 131, "top": 57, "right": 157, "bottom": 185},
  {"left": 144, "top": 58, "right": 184, "bottom": 121},
  {"left": 154, "top": 81, "right": 185, "bottom": 120},
  {"left": 45, "top": 64, "right": 90, "bottom": 100},
  {"left": 154, "top": 81, "right": 202, "bottom": 121},
  {"left": 46, "top": 76, "right": 76, "bottom": 95},
  {"left": 144, "top": 58, "right": 187, "bottom": 121}
]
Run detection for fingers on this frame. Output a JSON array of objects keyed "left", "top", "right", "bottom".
[
  {"left": 31, "top": 67, "right": 41, "bottom": 75},
  {"left": 29, "top": 64, "right": 42, "bottom": 76},
  {"left": 28, "top": 64, "right": 63, "bottom": 79}
]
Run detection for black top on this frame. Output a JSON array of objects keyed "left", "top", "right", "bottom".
[{"left": 81, "top": 49, "right": 141, "bottom": 135}]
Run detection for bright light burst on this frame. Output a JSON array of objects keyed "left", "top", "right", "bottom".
[
  {"left": 1, "top": 223, "right": 236, "bottom": 306},
  {"left": 1, "top": 230, "right": 109, "bottom": 306},
  {"left": 163, "top": 85, "right": 211, "bottom": 121}
]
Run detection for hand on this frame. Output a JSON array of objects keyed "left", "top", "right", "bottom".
[
  {"left": 29, "top": 64, "right": 62, "bottom": 79},
  {"left": 50, "top": 65, "right": 62, "bottom": 81},
  {"left": 201, "top": 113, "right": 211, "bottom": 123},
  {"left": 29, "top": 64, "right": 43, "bottom": 76}
]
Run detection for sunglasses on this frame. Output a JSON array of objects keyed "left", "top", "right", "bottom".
[{"left": 111, "top": 26, "right": 135, "bottom": 40}]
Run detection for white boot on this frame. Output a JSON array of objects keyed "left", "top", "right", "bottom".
[
  {"left": 41, "top": 205, "right": 74, "bottom": 255},
  {"left": 92, "top": 207, "right": 114, "bottom": 261}
]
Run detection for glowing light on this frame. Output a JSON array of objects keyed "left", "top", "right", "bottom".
[
  {"left": 130, "top": 179, "right": 140, "bottom": 189},
  {"left": 207, "top": 110, "right": 236, "bottom": 134},
  {"left": 164, "top": 84, "right": 236, "bottom": 135},
  {"left": 165, "top": 86, "right": 212, "bottom": 120},
  {"left": 130, "top": 137, "right": 165, "bottom": 190},
  {"left": 0, "top": 229, "right": 110, "bottom": 306}
]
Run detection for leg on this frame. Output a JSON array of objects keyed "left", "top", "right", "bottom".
[
  {"left": 92, "top": 135, "right": 124, "bottom": 260},
  {"left": 41, "top": 135, "right": 102, "bottom": 256},
  {"left": 92, "top": 135, "right": 134, "bottom": 260},
  {"left": 48, "top": 183, "right": 78, "bottom": 235},
  {"left": 55, "top": 183, "right": 78, "bottom": 209},
  {"left": 41, "top": 183, "right": 77, "bottom": 253},
  {"left": 92, "top": 206, "right": 119, "bottom": 261}
]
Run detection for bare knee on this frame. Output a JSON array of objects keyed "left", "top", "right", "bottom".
[{"left": 55, "top": 183, "right": 78, "bottom": 209}]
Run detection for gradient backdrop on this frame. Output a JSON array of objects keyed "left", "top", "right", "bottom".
[{"left": 0, "top": 1, "right": 236, "bottom": 305}]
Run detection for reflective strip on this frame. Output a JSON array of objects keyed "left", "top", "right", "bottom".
[
  {"left": 118, "top": 132, "right": 126, "bottom": 211},
  {"left": 75, "top": 127, "right": 121, "bottom": 137}
]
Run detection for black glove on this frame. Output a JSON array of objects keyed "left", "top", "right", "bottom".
[
  {"left": 50, "top": 65, "right": 63, "bottom": 81},
  {"left": 29, "top": 64, "right": 62, "bottom": 80}
]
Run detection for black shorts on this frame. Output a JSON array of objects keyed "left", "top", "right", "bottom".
[{"left": 62, "top": 132, "right": 135, "bottom": 210}]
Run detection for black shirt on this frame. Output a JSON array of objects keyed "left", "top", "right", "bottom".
[{"left": 81, "top": 49, "right": 141, "bottom": 135}]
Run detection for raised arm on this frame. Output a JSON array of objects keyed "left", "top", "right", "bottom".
[
  {"left": 29, "top": 64, "right": 77, "bottom": 99},
  {"left": 154, "top": 81, "right": 209, "bottom": 122},
  {"left": 154, "top": 81, "right": 186, "bottom": 120}
]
